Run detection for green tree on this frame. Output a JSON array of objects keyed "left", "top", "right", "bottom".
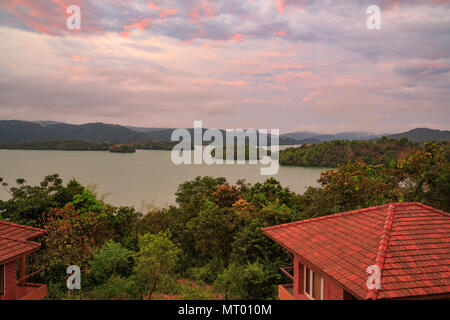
[
  {"left": 185, "top": 201, "right": 237, "bottom": 267},
  {"left": 318, "top": 161, "right": 399, "bottom": 212},
  {"left": 175, "top": 176, "right": 227, "bottom": 212},
  {"left": 396, "top": 142, "right": 450, "bottom": 211},
  {"left": 214, "top": 262, "right": 276, "bottom": 299},
  {"left": 133, "top": 232, "right": 180, "bottom": 299},
  {"left": 70, "top": 189, "right": 104, "bottom": 213},
  {"left": 41, "top": 204, "right": 104, "bottom": 270},
  {"left": 104, "top": 206, "right": 142, "bottom": 250},
  {"left": 243, "top": 178, "right": 296, "bottom": 209},
  {"left": 0, "top": 174, "right": 85, "bottom": 226},
  {"left": 89, "top": 240, "right": 134, "bottom": 286},
  {"left": 91, "top": 276, "right": 138, "bottom": 300}
]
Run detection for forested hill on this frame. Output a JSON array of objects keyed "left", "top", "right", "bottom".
[
  {"left": 0, "top": 120, "right": 145, "bottom": 144},
  {"left": 387, "top": 128, "right": 450, "bottom": 143},
  {"left": 281, "top": 128, "right": 450, "bottom": 144},
  {"left": 279, "top": 138, "right": 425, "bottom": 167},
  {"left": 0, "top": 120, "right": 298, "bottom": 145}
]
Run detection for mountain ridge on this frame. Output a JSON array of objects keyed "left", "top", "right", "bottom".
[
  {"left": 1, "top": 120, "right": 448, "bottom": 145},
  {"left": 0, "top": 120, "right": 299, "bottom": 145}
]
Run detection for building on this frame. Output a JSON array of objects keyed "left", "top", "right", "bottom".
[
  {"left": 262, "top": 202, "right": 450, "bottom": 300},
  {"left": 0, "top": 220, "right": 47, "bottom": 300}
]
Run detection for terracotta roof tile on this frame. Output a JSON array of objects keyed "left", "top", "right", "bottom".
[
  {"left": 0, "top": 220, "right": 45, "bottom": 240},
  {"left": 262, "top": 202, "right": 450, "bottom": 300},
  {"left": 0, "top": 220, "right": 45, "bottom": 264}
]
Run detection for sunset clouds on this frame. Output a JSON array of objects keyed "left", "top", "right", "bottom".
[{"left": 0, "top": 0, "right": 449, "bottom": 133}]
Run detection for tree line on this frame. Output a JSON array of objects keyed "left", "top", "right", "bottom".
[
  {"left": 0, "top": 141, "right": 448, "bottom": 299},
  {"left": 279, "top": 137, "right": 440, "bottom": 167},
  {"left": 0, "top": 140, "right": 179, "bottom": 152}
]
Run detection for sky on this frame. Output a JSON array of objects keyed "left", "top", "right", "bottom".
[{"left": 0, "top": 0, "right": 449, "bottom": 134}]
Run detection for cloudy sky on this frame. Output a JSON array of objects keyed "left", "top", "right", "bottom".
[{"left": 0, "top": 0, "right": 449, "bottom": 133}]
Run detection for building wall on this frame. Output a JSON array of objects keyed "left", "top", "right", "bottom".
[
  {"left": 278, "top": 284, "right": 295, "bottom": 300},
  {"left": 293, "top": 255, "right": 304, "bottom": 298},
  {"left": 323, "top": 277, "right": 344, "bottom": 300},
  {"left": 0, "top": 261, "right": 17, "bottom": 300},
  {"left": 288, "top": 253, "right": 348, "bottom": 300}
]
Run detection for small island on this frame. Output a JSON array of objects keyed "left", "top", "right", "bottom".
[{"left": 108, "top": 144, "right": 136, "bottom": 153}]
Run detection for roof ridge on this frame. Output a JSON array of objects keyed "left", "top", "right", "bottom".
[
  {"left": 366, "top": 204, "right": 396, "bottom": 300},
  {"left": 262, "top": 203, "right": 392, "bottom": 231}
]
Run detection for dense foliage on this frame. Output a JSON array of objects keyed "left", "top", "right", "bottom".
[
  {"left": 0, "top": 140, "right": 178, "bottom": 152},
  {"left": 0, "top": 141, "right": 448, "bottom": 300},
  {"left": 279, "top": 137, "right": 422, "bottom": 167},
  {"left": 109, "top": 144, "right": 136, "bottom": 153},
  {"left": 0, "top": 140, "right": 111, "bottom": 151},
  {"left": 134, "top": 140, "right": 179, "bottom": 151}
]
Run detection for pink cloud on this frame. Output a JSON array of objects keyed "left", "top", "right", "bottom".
[
  {"left": 231, "top": 33, "right": 245, "bottom": 43},
  {"left": 276, "top": 0, "right": 307, "bottom": 15},
  {"left": 382, "top": 0, "right": 450, "bottom": 10},
  {"left": 0, "top": 0, "right": 101, "bottom": 35},
  {"left": 72, "top": 55, "right": 89, "bottom": 61},
  {"left": 159, "top": 8, "right": 178, "bottom": 18},
  {"left": 124, "top": 18, "right": 151, "bottom": 31},
  {"left": 302, "top": 90, "right": 321, "bottom": 102},
  {"left": 147, "top": 1, "right": 178, "bottom": 19},
  {"left": 189, "top": 0, "right": 216, "bottom": 24},
  {"left": 194, "top": 78, "right": 248, "bottom": 87},
  {"left": 274, "top": 30, "right": 287, "bottom": 36},
  {"left": 121, "top": 17, "right": 152, "bottom": 37}
]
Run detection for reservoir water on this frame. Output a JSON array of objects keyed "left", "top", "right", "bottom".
[{"left": 0, "top": 149, "right": 326, "bottom": 211}]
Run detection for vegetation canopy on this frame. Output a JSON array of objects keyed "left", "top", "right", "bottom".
[{"left": 0, "top": 141, "right": 448, "bottom": 299}]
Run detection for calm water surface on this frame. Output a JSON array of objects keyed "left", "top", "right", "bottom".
[{"left": 0, "top": 150, "right": 325, "bottom": 211}]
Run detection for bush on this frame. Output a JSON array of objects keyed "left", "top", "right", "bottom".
[
  {"left": 88, "top": 240, "right": 134, "bottom": 286},
  {"left": 214, "top": 262, "right": 276, "bottom": 299},
  {"left": 133, "top": 232, "right": 180, "bottom": 299},
  {"left": 91, "top": 276, "right": 138, "bottom": 300}
]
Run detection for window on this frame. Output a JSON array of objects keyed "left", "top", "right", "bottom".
[
  {"left": 304, "top": 267, "right": 324, "bottom": 300},
  {"left": 0, "top": 264, "right": 5, "bottom": 295},
  {"left": 305, "top": 267, "right": 311, "bottom": 295}
]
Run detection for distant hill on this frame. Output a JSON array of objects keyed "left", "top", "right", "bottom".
[
  {"left": 281, "top": 131, "right": 384, "bottom": 143},
  {"left": 387, "top": 128, "right": 450, "bottom": 143},
  {"left": 282, "top": 129, "right": 450, "bottom": 144},
  {"left": 281, "top": 131, "right": 318, "bottom": 141},
  {"left": 0, "top": 120, "right": 146, "bottom": 144},
  {"left": 0, "top": 120, "right": 298, "bottom": 145},
  {"left": 126, "top": 126, "right": 300, "bottom": 145},
  {"left": 31, "top": 121, "right": 66, "bottom": 126},
  {"left": 2, "top": 121, "right": 447, "bottom": 147},
  {"left": 125, "top": 126, "right": 172, "bottom": 133},
  {"left": 295, "top": 138, "right": 322, "bottom": 145}
]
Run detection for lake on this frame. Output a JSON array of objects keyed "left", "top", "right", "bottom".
[{"left": 0, "top": 149, "right": 326, "bottom": 211}]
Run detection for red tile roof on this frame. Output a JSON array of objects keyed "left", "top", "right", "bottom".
[
  {"left": 262, "top": 202, "right": 450, "bottom": 299},
  {"left": 0, "top": 221, "right": 45, "bottom": 264}
]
